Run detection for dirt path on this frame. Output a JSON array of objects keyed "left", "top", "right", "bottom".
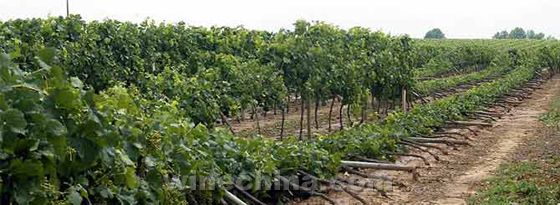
[
  {"left": 425, "top": 76, "right": 560, "bottom": 205},
  {"left": 296, "top": 76, "right": 560, "bottom": 205}
]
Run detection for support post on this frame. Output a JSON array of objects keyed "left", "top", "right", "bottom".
[
  {"left": 66, "top": 0, "right": 70, "bottom": 16},
  {"left": 402, "top": 88, "right": 407, "bottom": 112}
]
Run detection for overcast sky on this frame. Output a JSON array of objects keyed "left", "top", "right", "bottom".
[{"left": 0, "top": 0, "right": 558, "bottom": 38}]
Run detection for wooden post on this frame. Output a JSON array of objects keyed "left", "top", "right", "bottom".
[
  {"left": 299, "top": 99, "right": 305, "bottom": 140},
  {"left": 280, "top": 106, "right": 285, "bottom": 140},
  {"left": 306, "top": 97, "right": 311, "bottom": 139},
  {"left": 66, "top": 0, "right": 70, "bottom": 16},
  {"left": 328, "top": 96, "right": 335, "bottom": 132},
  {"left": 252, "top": 105, "right": 261, "bottom": 134},
  {"left": 314, "top": 98, "right": 319, "bottom": 129},
  {"left": 402, "top": 88, "right": 407, "bottom": 112}
]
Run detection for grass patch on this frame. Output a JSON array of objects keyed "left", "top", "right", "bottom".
[
  {"left": 468, "top": 158, "right": 560, "bottom": 205},
  {"left": 470, "top": 90, "right": 560, "bottom": 205},
  {"left": 540, "top": 91, "right": 560, "bottom": 129}
]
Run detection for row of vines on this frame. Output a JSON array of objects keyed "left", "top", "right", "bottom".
[
  {"left": 1, "top": 16, "right": 560, "bottom": 204},
  {"left": 0, "top": 16, "right": 503, "bottom": 138}
]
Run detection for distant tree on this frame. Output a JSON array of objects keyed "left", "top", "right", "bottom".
[
  {"left": 424, "top": 28, "right": 446, "bottom": 39},
  {"left": 509, "top": 27, "right": 527, "bottom": 39},
  {"left": 524, "top": 30, "right": 545, "bottom": 39},
  {"left": 493, "top": 30, "right": 509, "bottom": 39},
  {"left": 547, "top": 35, "right": 557, "bottom": 40},
  {"left": 526, "top": 30, "right": 536, "bottom": 39},
  {"left": 533, "top": 32, "right": 545, "bottom": 40}
]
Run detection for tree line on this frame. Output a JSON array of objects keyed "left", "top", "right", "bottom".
[
  {"left": 493, "top": 27, "right": 554, "bottom": 40},
  {"left": 423, "top": 27, "right": 556, "bottom": 40}
]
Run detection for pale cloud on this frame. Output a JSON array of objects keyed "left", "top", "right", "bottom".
[{"left": 0, "top": 0, "right": 558, "bottom": 38}]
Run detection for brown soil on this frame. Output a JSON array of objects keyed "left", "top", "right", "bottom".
[{"left": 294, "top": 76, "right": 560, "bottom": 205}]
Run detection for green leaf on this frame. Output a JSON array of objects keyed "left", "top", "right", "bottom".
[
  {"left": 99, "top": 187, "right": 114, "bottom": 199},
  {"left": 2, "top": 109, "right": 27, "bottom": 134},
  {"left": 9, "top": 159, "right": 44, "bottom": 178},
  {"left": 8, "top": 46, "right": 22, "bottom": 59},
  {"left": 67, "top": 189, "right": 82, "bottom": 205},
  {"left": 70, "top": 137, "right": 100, "bottom": 165},
  {"left": 117, "top": 149, "right": 135, "bottom": 166},
  {"left": 52, "top": 88, "right": 80, "bottom": 110},
  {"left": 144, "top": 156, "right": 156, "bottom": 167},
  {"left": 14, "top": 190, "right": 33, "bottom": 205},
  {"left": 124, "top": 167, "right": 138, "bottom": 189},
  {"left": 46, "top": 119, "right": 67, "bottom": 136},
  {"left": 70, "top": 77, "right": 84, "bottom": 89},
  {"left": 37, "top": 48, "right": 57, "bottom": 65},
  {"left": 0, "top": 94, "right": 7, "bottom": 110},
  {"left": 29, "top": 140, "right": 39, "bottom": 151}
]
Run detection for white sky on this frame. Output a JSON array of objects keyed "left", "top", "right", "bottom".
[{"left": 0, "top": 0, "right": 558, "bottom": 38}]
